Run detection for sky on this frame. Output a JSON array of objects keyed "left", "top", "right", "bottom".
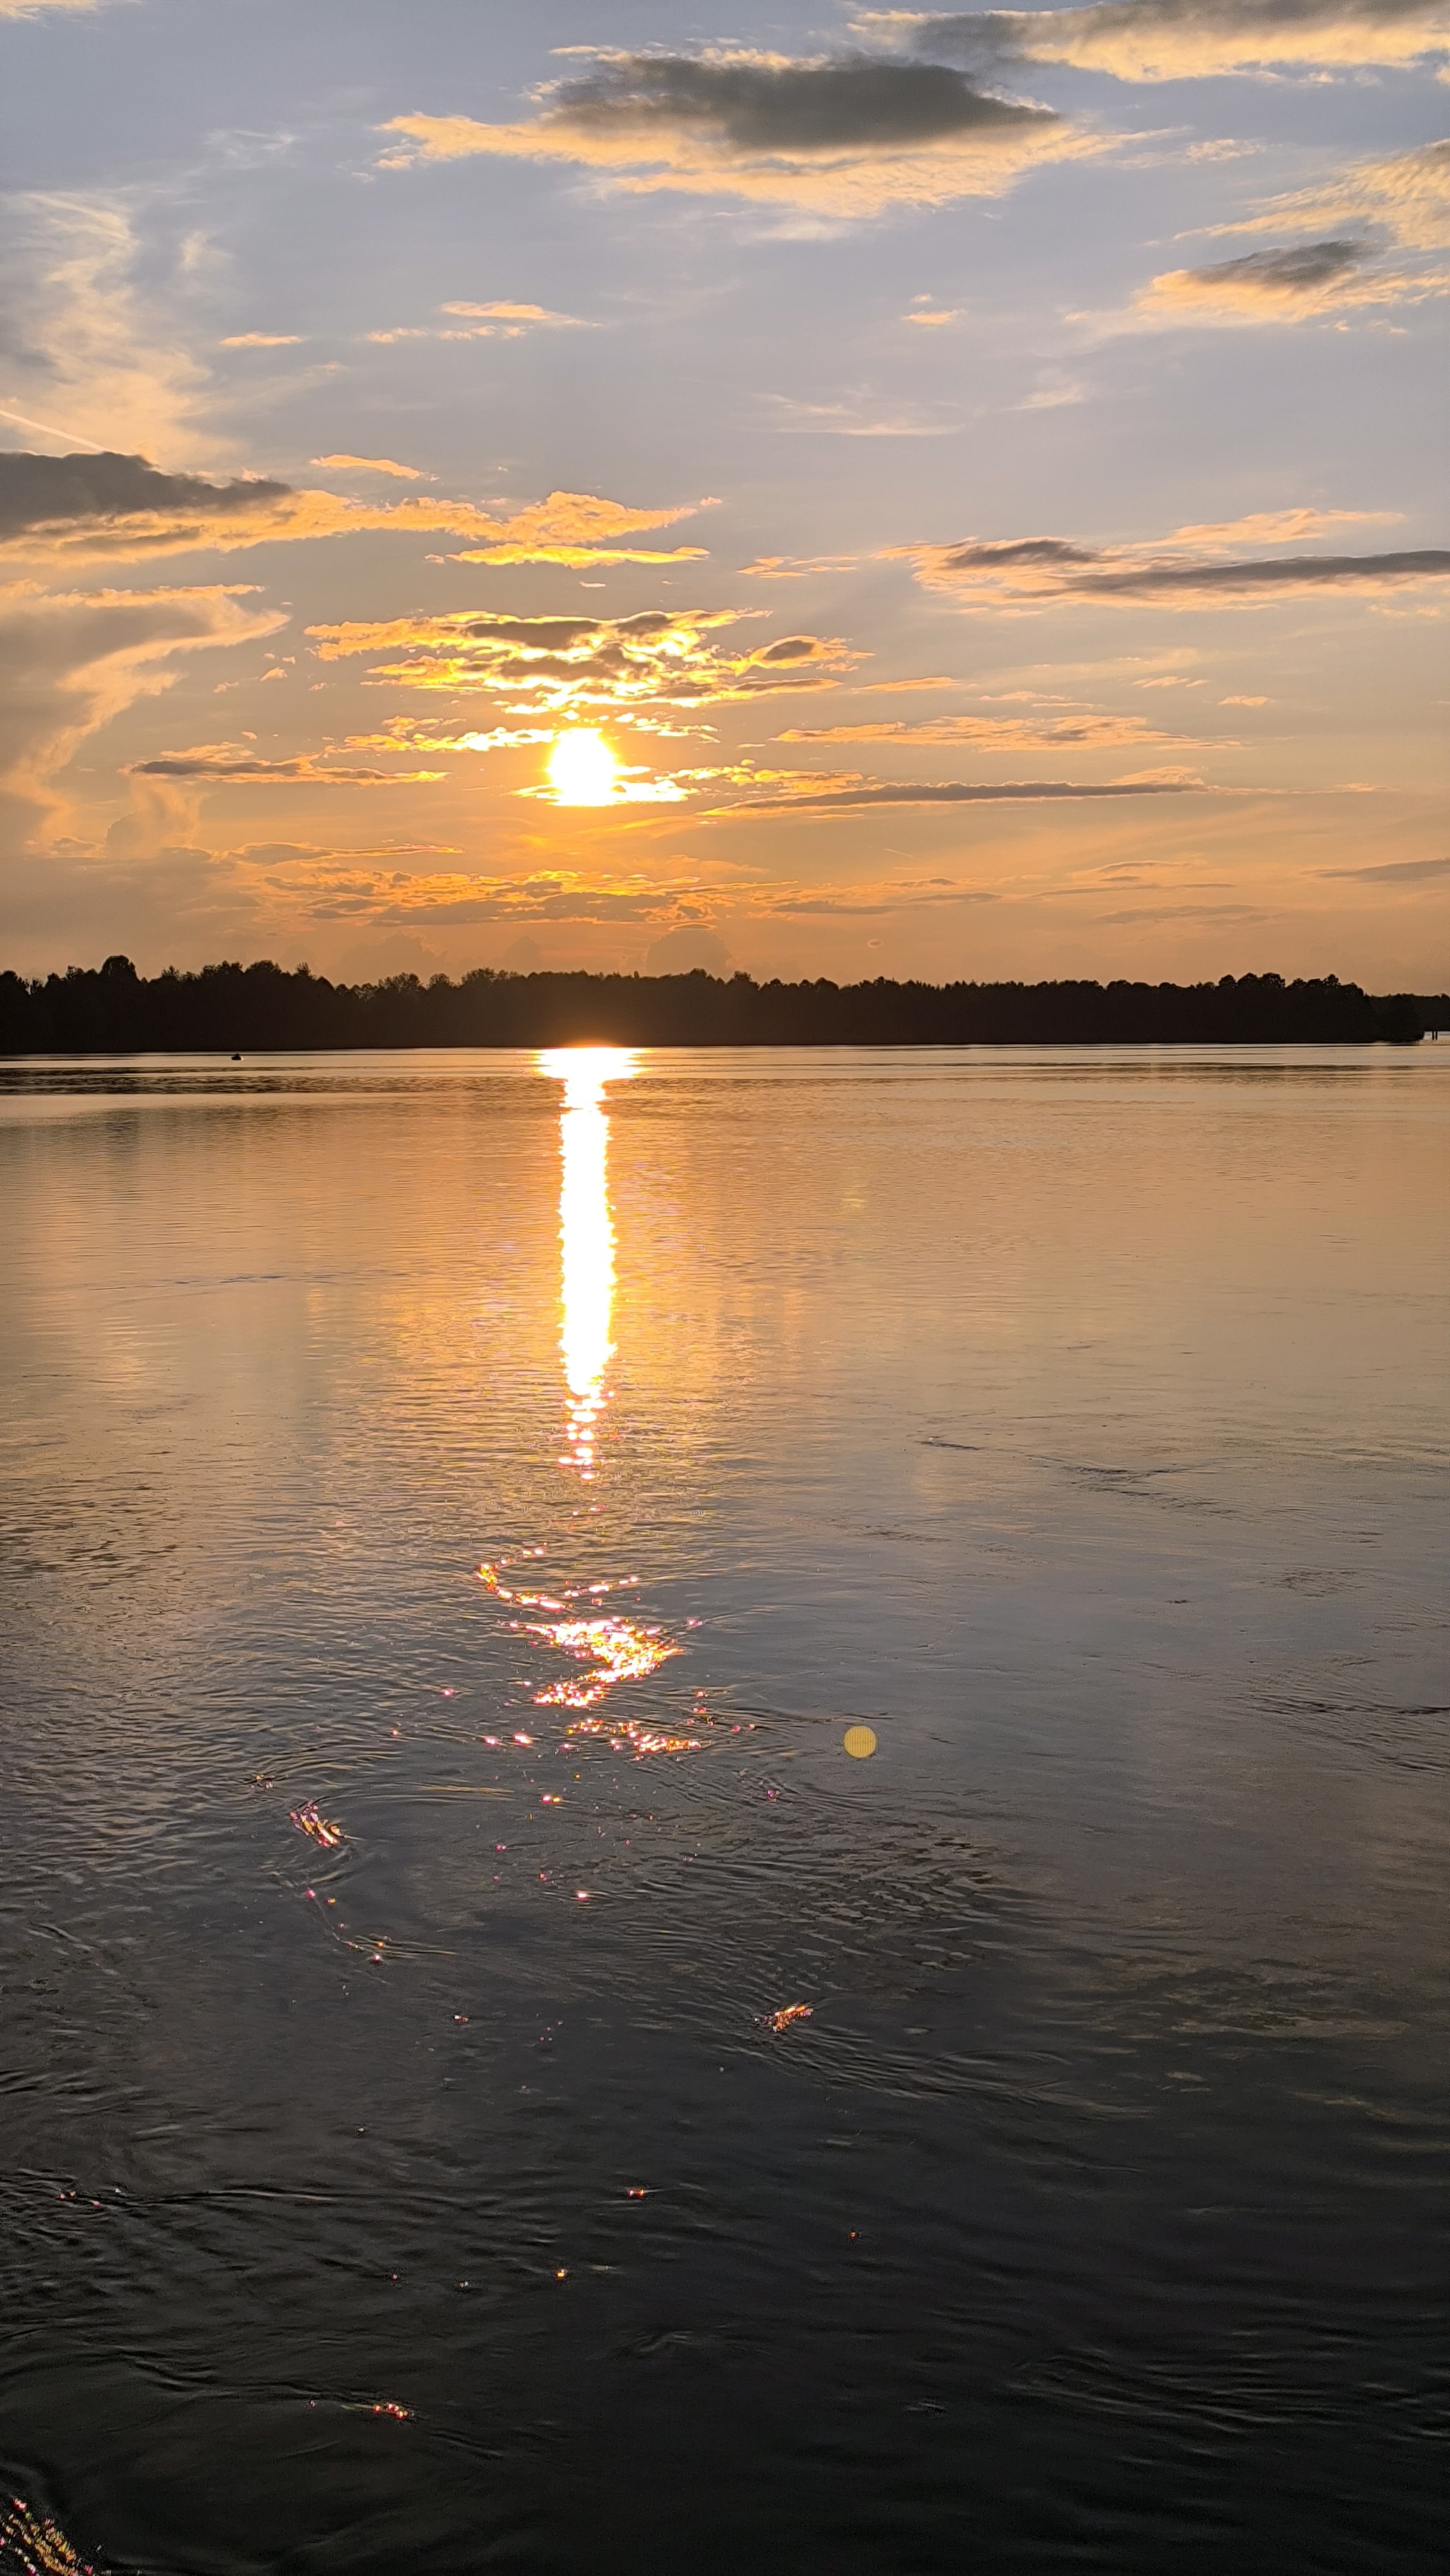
[{"left": 0, "top": 0, "right": 1446, "bottom": 988}]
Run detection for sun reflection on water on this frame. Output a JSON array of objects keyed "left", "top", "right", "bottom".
[
  {"left": 469, "top": 1052, "right": 704, "bottom": 1765},
  {"left": 477, "top": 1560, "right": 690, "bottom": 1744},
  {"left": 539, "top": 1047, "right": 635, "bottom": 1481}
]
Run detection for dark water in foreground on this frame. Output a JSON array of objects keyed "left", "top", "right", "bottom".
[{"left": 1, "top": 1046, "right": 1445, "bottom": 2576}]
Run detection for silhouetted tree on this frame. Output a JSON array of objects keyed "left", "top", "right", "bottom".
[{"left": 0, "top": 961, "right": 1429, "bottom": 1054}]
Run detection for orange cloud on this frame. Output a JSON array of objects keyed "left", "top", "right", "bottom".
[
  {"left": 382, "top": 48, "right": 1104, "bottom": 217},
  {"left": 863, "top": 3, "right": 1450, "bottom": 81},
  {"left": 312, "top": 454, "right": 426, "bottom": 479},
  {"left": 305, "top": 605, "right": 867, "bottom": 716},
  {"left": 439, "top": 299, "right": 586, "bottom": 325},
  {"left": 368, "top": 299, "right": 590, "bottom": 343},
  {"left": 1210, "top": 138, "right": 1450, "bottom": 255},
  {"left": 1132, "top": 237, "right": 1450, "bottom": 324},
  {"left": 0, "top": 451, "right": 713, "bottom": 567}
]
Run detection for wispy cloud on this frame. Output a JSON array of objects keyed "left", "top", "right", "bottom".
[
  {"left": 738, "top": 552, "right": 864, "bottom": 578},
  {"left": 365, "top": 299, "right": 590, "bottom": 343},
  {"left": 1017, "top": 375, "right": 1088, "bottom": 408},
  {"left": 865, "top": 3, "right": 1450, "bottom": 81},
  {"left": 1079, "top": 147, "right": 1450, "bottom": 329},
  {"left": 0, "top": 0, "right": 106, "bottom": 19},
  {"left": 894, "top": 516, "right": 1450, "bottom": 607},
  {"left": 1, "top": 196, "right": 211, "bottom": 462},
  {"left": 1161, "top": 506, "right": 1401, "bottom": 544},
  {"left": 0, "top": 579, "right": 285, "bottom": 843},
  {"left": 726, "top": 774, "right": 1206, "bottom": 811},
  {"left": 756, "top": 393, "right": 959, "bottom": 435},
  {"left": 382, "top": 47, "right": 1105, "bottom": 217},
  {"left": 777, "top": 709, "right": 1225, "bottom": 746},
  {"left": 1317, "top": 852, "right": 1450, "bottom": 880},
  {"left": 127, "top": 745, "right": 445, "bottom": 786},
  {"left": 312, "top": 454, "right": 426, "bottom": 480},
  {"left": 1208, "top": 138, "right": 1450, "bottom": 253},
  {"left": 440, "top": 299, "right": 588, "bottom": 328}
]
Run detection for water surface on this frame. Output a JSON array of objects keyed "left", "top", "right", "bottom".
[{"left": 1, "top": 1047, "right": 1445, "bottom": 2575}]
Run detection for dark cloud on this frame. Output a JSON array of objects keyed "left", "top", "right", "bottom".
[
  {"left": 768, "top": 888, "right": 998, "bottom": 912},
  {"left": 735, "top": 777, "right": 1203, "bottom": 810},
  {"left": 754, "top": 634, "right": 840, "bottom": 663},
  {"left": 1071, "top": 549, "right": 1450, "bottom": 598},
  {"left": 127, "top": 750, "right": 441, "bottom": 785},
  {"left": 0, "top": 454, "right": 707, "bottom": 566},
  {"left": 1182, "top": 237, "right": 1373, "bottom": 293},
  {"left": 941, "top": 538, "right": 1100, "bottom": 571},
  {"left": 1318, "top": 852, "right": 1450, "bottom": 881},
  {"left": 901, "top": 532, "right": 1450, "bottom": 605},
  {"left": 384, "top": 886, "right": 684, "bottom": 926},
  {"left": 1138, "top": 236, "right": 1388, "bottom": 314},
  {"left": 384, "top": 46, "right": 1089, "bottom": 213},
  {"left": 459, "top": 616, "right": 602, "bottom": 647},
  {"left": 0, "top": 450, "right": 291, "bottom": 542},
  {"left": 546, "top": 50, "right": 1053, "bottom": 151}
]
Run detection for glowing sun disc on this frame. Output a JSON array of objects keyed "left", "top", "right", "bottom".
[{"left": 549, "top": 728, "right": 620, "bottom": 805}]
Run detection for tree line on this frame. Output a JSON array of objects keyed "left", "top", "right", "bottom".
[{"left": 0, "top": 954, "right": 1437, "bottom": 1053}]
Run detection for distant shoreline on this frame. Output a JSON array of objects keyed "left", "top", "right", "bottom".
[{"left": 1, "top": 957, "right": 1441, "bottom": 1052}]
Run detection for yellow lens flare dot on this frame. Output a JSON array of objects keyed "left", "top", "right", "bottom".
[
  {"left": 843, "top": 1724, "right": 878, "bottom": 1760},
  {"left": 547, "top": 728, "right": 620, "bottom": 805}
]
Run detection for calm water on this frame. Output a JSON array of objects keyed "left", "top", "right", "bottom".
[{"left": 1, "top": 1047, "right": 1445, "bottom": 2576}]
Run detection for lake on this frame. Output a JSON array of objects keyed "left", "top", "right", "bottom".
[{"left": 1, "top": 1046, "right": 1445, "bottom": 2576}]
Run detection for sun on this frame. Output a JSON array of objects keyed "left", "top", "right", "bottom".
[{"left": 548, "top": 728, "right": 620, "bottom": 806}]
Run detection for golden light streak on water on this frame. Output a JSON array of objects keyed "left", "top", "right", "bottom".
[
  {"left": 538, "top": 1048, "right": 635, "bottom": 1480},
  {"left": 290, "top": 1800, "right": 345, "bottom": 1847},
  {"left": 476, "top": 1562, "right": 686, "bottom": 1735},
  {"left": 472, "top": 1061, "right": 700, "bottom": 1761},
  {"left": 0, "top": 2500, "right": 96, "bottom": 2575},
  {"left": 527, "top": 1614, "right": 682, "bottom": 1707}
]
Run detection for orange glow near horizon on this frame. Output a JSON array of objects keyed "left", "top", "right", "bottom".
[{"left": 539, "top": 1047, "right": 635, "bottom": 1478}]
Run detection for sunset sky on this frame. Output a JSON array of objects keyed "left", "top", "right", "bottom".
[{"left": 1, "top": 0, "right": 1446, "bottom": 987}]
